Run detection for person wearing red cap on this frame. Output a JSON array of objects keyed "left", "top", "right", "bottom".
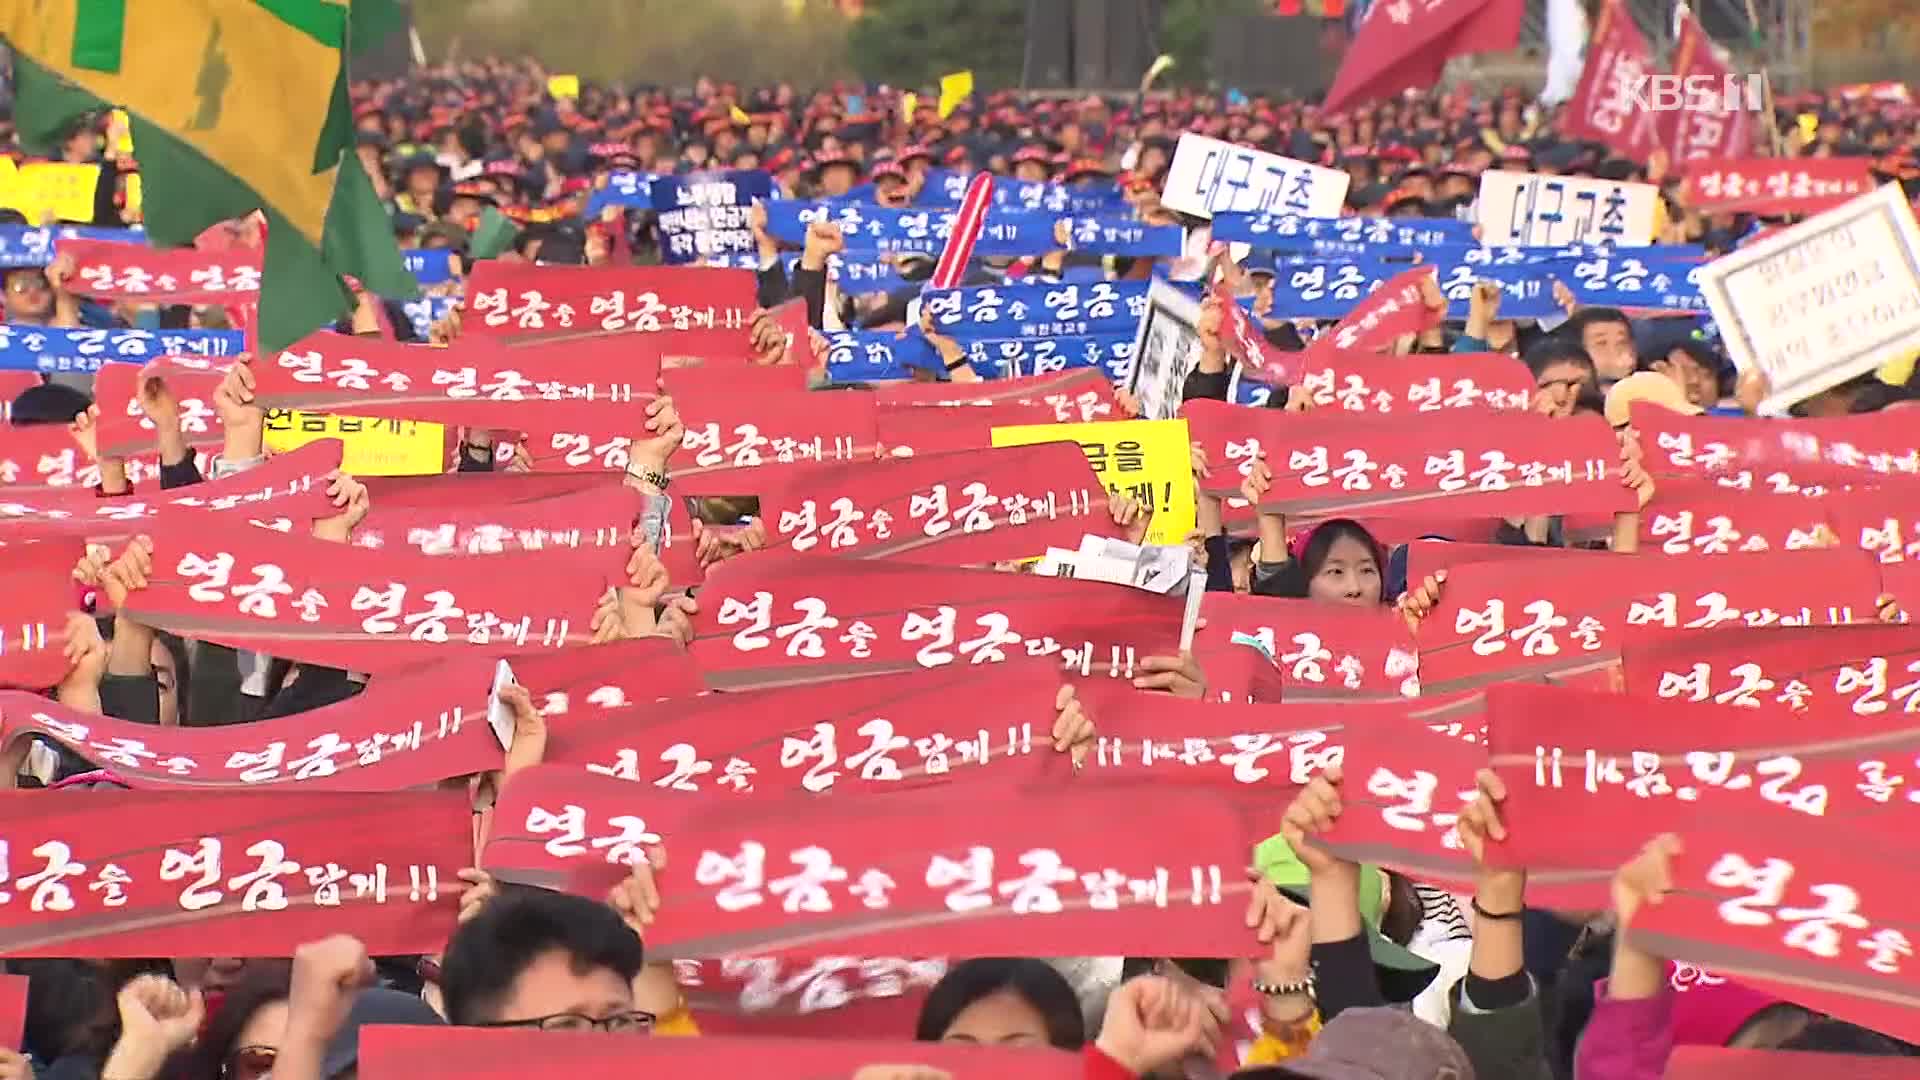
[
  {"left": 870, "top": 161, "right": 912, "bottom": 209},
  {"left": 1012, "top": 144, "right": 1055, "bottom": 184},
  {"left": 807, "top": 150, "right": 861, "bottom": 198}
]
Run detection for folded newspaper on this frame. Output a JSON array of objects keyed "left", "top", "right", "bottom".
[{"left": 1035, "top": 535, "right": 1194, "bottom": 595}]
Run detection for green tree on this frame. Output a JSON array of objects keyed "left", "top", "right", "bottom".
[
  {"left": 845, "top": 0, "right": 1025, "bottom": 90},
  {"left": 1159, "top": 0, "right": 1272, "bottom": 88}
]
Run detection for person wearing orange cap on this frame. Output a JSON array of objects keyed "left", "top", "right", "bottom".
[{"left": 1011, "top": 144, "right": 1055, "bottom": 184}]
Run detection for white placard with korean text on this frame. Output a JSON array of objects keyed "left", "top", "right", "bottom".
[
  {"left": 1125, "top": 279, "right": 1205, "bottom": 421},
  {"left": 1696, "top": 182, "right": 1920, "bottom": 415},
  {"left": 1161, "top": 133, "right": 1350, "bottom": 221},
  {"left": 1475, "top": 170, "right": 1659, "bottom": 248}
]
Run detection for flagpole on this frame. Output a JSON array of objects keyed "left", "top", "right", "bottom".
[{"left": 1739, "top": 0, "right": 1787, "bottom": 158}]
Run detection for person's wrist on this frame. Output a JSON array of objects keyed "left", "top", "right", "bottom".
[
  {"left": 102, "top": 1034, "right": 172, "bottom": 1078},
  {"left": 1093, "top": 1033, "right": 1147, "bottom": 1076},
  {"left": 1475, "top": 871, "right": 1526, "bottom": 915}
]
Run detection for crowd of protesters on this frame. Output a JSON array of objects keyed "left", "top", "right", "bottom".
[{"left": 2, "top": 52, "right": 1920, "bottom": 1080}]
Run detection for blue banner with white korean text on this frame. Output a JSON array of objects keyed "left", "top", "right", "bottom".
[
  {"left": 1267, "top": 260, "right": 1397, "bottom": 320},
  {"left": 0, "top": 226, "right": 148, "bottom": 269},
  {"left": 921, "top": 281, "right": 1152, "bottom": 340},
  {"left": 1553, "top": 254, "right": 1709, "bottom": 312},
  {"left": 0, "top": 327, "right": 246, "bottom": 373},
  {"left": 1212, "top": 212, "right": 1477, "bottom": 256},
  {"left": 920, "top": 169, "right": 1126, "bottom": 213},
  {"left": 584, "top": 172, "right": 655, "bottom": 217},
  {"left": 401, "top": 295, "right": 460, "bottom": 341},
  {"left": 1063, "top": 216, "right": 1183, "bottom": 257},
  {"left": 784, "top": 255, "right": 912, "bottom": 296},
  {"left": 961, "top": 334, "right": 1135, "bottom": 382},
  {"left": 1424, "top": 255, "right": 1565, "bottom": 321},
  {"left": 652, "top": 170, "right": 776, "bottom": 268},
  {"left": 402, "top": 248, "right": 457, "bottom": 286},
  {"left": 766, "top": 202, "right": 1064, "bottom": 258},
  {"left": 822, "top": 330, "right": 941, "bottom": 382}
]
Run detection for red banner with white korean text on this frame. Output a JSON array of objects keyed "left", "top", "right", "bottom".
[
  {"left": 873, "top": 367, "right": 1116, "bottom": 410},
  {"left": 359, "top": 1027, "right": 1081, "bottom": 1080},
  {"left": 0, "top": 439, "right": 344, "bottom": 542},
  {"left": 1403, "top": 538, "right": 1617, "bottom": 579},
  {"left": 1681, "top": 158, "right": 1878, "bottom": 216},
  {"left": 688, "top": 554, "right": 1185, "bottom": 691},
  {"left": 1292, "top": 349, "right": 1535, "bottom": 414},
  {"left": 671, "top": 955, "right": 945, "bottom": 1039},
  {"left": 546, "top": 661, "right": 1067, "bottom": 800},
  {"left": 0, "top": 655, "right": 504, "bottom": 790},
  {"left": 0, "top": 541, "right": 83, "bottom": 689},
  {"left": 1658, "top": 13, "right": 1755, "bottom": 163},
  {"left": 1558, "top": 0, "right": 1659, "bottom": 159},
  {"left": 249, "top": 333, "right": 659, "bottom": 441},
  {"left": 484, "top": 766, "right": 1254, "bottom": 958},
  {"left": 0, "top": 789, "right": 468, "bottom": 957},
  {"left": 1627, "top": 817, "right": 1920, "bottom": 1045},
  {"left": 120, "top": 518, "right": 611, "bottom": 673},
  {"left": 348, "top": 482, "right": 639, "bottom": 578},
  {"left": 1194, "top": 592, "right": 1418, "bottom": 703},
  {"left": 1419, "top": 549, "right": 1886, "bottom": 696},
  {"left": 1185, "top": 402, "right": 1632, "bottom": 519},
  {"left": 1828, "top": 489, "right": 1920, "bottom": 567},
  {"left": 1213, "top": 280, "right": 1282, "bottom": 384},
  {"left": 464, "top": 261, "right": 755, "bottom": 344},
  {"left": 1642, "top": 480, "right": 1836, "bottom": 556},
  {"left": 874, "top": 400, "right": 1093, "bottom": 457},
  {"left": 1632, "top": 402, "right": 1919, "bottom": 483},
  {"left": 1315, "top": 722, "right": 1486, "bottom": 884},
  {"left": 92, "top": 357, "right": 228, "bottom": 459},
  {"left": 1482, "top": 681, "right": 1915, "bottom": 907},
  {"left": 661, "top": 358, "right": 809, "bottom": 397},
  {"left": 505, "top": 637, "right": 707, "bottom": 719},
  {"left": 1884, "top": 561, "right": 1920, "bottom": 618},
  {"left": 1304, "top": 266, "right": 1441, "bottom": 356},
  {"left": 1620, "top": 622, "right": 1920, "bottom": 723},
  {"left": 753, "top": 443, "right": 1118, "bottom": 564},
  {"left": 657, "top": 388, "right": 880, "bottom": 479},
  {"left": 60, "top": 239, "right": 262, "bottom": 304},
  {"left": 1, "top": 420, "right": 198, "bottom": 493}
]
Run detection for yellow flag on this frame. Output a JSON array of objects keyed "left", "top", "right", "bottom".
[
  {"left": 990, "top": 418, "right": 1195, "bottom": 545},
  {"left": 730, "top": 105, "right": 752, "bottom": 125},
  {"left": 125, "top": 172, "right": 143, "bottom": 214},
  {"left": 109, "top": 109, "right": 134, "bottom": 154},
  {"left": 263, "top": 411, "right": 446, "bottom": 477},
  {"left": 901, "top": 92, "right": 918, "bottom": 124},
  {"left": 548, "top": 74, "right": 581, "bottom": 100},
  {"left": 937, "top": 70, "right": 974, "bottom": 119}
]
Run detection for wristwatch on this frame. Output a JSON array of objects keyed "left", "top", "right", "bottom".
[{"left": 625, "top": 464, "right": 669, "bottom": 490}]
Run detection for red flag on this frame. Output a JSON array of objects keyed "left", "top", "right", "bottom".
[
  {"left": 1322, "top": 0, "right": 1525, "bottom": 114},
  {"left": 1558, "top": 0, "right": 1661, "bottom": 160},
  {"left": 931, "top": 172, "right": 994, "bottom": 290},
  {"left": 1659, "top": 12, "right": 1757, "bottom": 163}
]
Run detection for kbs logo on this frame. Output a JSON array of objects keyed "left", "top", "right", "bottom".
[{"left": 1628, "top": 74, "right": 1767, "bottom": 113}]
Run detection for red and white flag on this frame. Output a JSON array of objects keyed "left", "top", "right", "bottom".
[
  {"left": 929, "top": 172, "right": 994, "bottom": 290},
  {"left": 1659, "top": 10, "right": 1756, "bottom": 162},
  {"left": 1559, "top": 0, "right": 1661, "bottom": 160},
  {"left": 1322, "top": 0, "right": 1525, "bottom": 114}
]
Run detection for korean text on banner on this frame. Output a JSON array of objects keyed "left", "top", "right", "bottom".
[
  {"left": 1475, "top": 170, "right": 1658, "bottom": 247},
  {"left": 992, "top": 418, "right": 1196, "bottom": 545},
  {"left": 0, "top": 161, "right": 101, "bottom": 225},
  {"left": 263, "top": 411, "right": 445, "bottom": 477},
  {"left": 1126, "top": 278, "right": 1205, "bottom": 421},
  {"left": 1695, "top": 183, "right": 1920, "bottom": 415},
  {"left": 1160, "top": 133, "right": 1349, "bottom": 220}
]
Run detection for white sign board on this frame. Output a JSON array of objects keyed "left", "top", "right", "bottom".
[
  {"left": 1475, "top": 170, "right": 1658, "bottom": 247},
  {"left": 1125, "top": 278, "right": 1205, "bottom": 421},
  {"left": 1696, "top": 182, "right": 1920, "bottom": 415},
  {"left": 1162, "top": 133, "right": 1349, "bottom": 221}
]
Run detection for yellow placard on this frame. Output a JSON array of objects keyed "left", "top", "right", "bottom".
[
  {"left": 263, "top": 410, "right": 446, "bottom": 477},
  {"left": 109, "top": 109, "right": 134, "bottom": 154},
  {"left": 547, "top": 74, "right": 581, "bottom": 100},
  {"left": 124, "top": 172, "right": 142, "bottom": 214},
  {"left": 991, "top": 418, "right": 1194, "bottom": 546},
  {"left": 0, "top": 162, "right": 101, "bottom": 224},
  {"left": 937, "top": 70, "right": 974, "bottom": 120}
]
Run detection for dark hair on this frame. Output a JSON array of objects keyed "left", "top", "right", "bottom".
[
  {"left": 1253, "top": 518, "right": 1387, "bottom": 603},
  {"left": 12, "top": 959, "right": 118, "bottom": 1064},
  {"left": 190, "top": 968, "right": 291, "bottom": 1080},
  {"left": 439, "top": 887, "right": 645, "bottom": 1026},
  {"left": 7, "top": 382, "right": 92, "bottom": 427},
  {"left": 914, "top": 958, "right": 1085, "bottom": 1050},
  {"left": 155, "top": 631, "right": 193, "bottom": 723},
  {"left": 1775, "top": 1017, "right": 1920, "bottom": 1056},
  {"left": 1563, "top": 306, "right": 1632, "bottom": 342},
  {"left": 1523, "top": 337, "right": 1595, "bottom": 380}
]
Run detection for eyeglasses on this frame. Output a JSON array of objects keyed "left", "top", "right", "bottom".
[
  {"left": 479, "top": 1010, "right": 656, "bottom": 1034},
  {"left": 222, "top": 1044, "right": 276, "bottom": 1080}
]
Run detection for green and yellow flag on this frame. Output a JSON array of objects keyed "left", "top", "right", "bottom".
[{"left": 0, "top": 0, "right": 414, "bottom": 351}]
